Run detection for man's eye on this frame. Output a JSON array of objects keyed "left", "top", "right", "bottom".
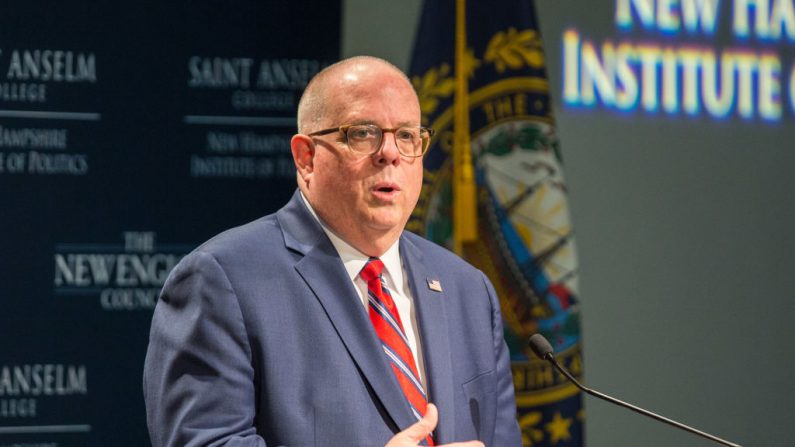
[
  {"left": 396, "top": 129, "right": 416, "bottom": 141},
  {"left": 350, "top": 127, "right": 377, "bottom": 139}
]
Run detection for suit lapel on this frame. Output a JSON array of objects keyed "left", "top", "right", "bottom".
[
  {"left": 276, "top": 192, "right": 417, "bottom": 432},
  {"left": 401, "top": 235, "right": 455, "bottom": 444}
]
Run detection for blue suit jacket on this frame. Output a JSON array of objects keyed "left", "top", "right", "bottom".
[{"left": 143, "top": 191, "right": 521, "bottom": 446}]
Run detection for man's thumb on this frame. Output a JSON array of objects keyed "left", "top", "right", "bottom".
[{"left": 403, "top": 403, "right": 438, "bottom": 442}]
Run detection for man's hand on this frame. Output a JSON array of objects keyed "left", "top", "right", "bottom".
[{"left": 385, "top": 404, "right": 485, "bottom": 447}]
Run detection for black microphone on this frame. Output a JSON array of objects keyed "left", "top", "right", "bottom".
[{"left": 528, "top": 334, "right": 742, "bottom": 447}]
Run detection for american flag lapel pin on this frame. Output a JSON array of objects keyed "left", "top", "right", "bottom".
[{"left": 426, "top": 278, "right": 443, "bottom": 292}]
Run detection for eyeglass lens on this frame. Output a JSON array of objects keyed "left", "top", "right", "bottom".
[{"left": 347, "top": 125, "right": 428, "bottom": 156}]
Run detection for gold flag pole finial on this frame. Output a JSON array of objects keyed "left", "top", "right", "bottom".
[{"left": 453, "top": 0, "right": 478, "bottom": 256}]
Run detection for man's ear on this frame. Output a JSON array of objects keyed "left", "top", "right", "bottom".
[{"left": 291, "top": 134, "right": 315, "bottom": 183}]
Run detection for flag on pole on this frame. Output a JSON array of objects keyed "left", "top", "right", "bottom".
[{"left": 408, "top": 1, "right": 584, "bottom": 445}]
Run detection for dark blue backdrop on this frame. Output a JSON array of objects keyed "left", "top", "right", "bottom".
[{"left": 0, "top": 2, "right": 339, "bottom": 445}]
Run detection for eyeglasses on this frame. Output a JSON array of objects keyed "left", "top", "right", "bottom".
[{"left": 308, "top": 124, "right": 435, "bottom": 158}]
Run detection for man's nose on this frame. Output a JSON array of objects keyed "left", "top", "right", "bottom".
[{"left": 373, "top": 131, "right": 401, "bottom": 166}]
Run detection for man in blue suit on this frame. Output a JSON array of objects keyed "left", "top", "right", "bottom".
[{"left": 143, "top": 56, "right": 521, "bottom": 447}]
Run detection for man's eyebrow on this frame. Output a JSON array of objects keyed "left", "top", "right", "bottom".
[
  {"left": 347, "top": 119, "right": 377, "bottom": 125},
  {"left": 345, "top": 120, "right": 420, "bottom": 127}
]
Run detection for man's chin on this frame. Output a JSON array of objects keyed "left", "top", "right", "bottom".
[{"left": 365, "top": 213, "right": 408, "bottom": 234}]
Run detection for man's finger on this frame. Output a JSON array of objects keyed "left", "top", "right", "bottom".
[
  {"left": 404, "top": 403, "right": 438, "bottom": 442},
  {"left": 385, "top": 403, "right": 438, "bottom": 446}
]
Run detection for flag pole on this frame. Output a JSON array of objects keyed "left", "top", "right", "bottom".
[{"left": 453, "top": 0, "right": 478, "bottom": 255}]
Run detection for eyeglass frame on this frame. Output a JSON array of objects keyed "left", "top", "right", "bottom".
[{"left": 307, "top": 123, "right": 435, "bottom": 158}]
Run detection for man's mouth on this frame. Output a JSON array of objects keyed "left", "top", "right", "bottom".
[{"left": 372, "top": 182, "right": 400, "bottom": 198}]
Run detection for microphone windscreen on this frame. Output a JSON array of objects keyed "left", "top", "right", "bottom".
[{"left": 528, "top": 333, "right": 554, "bottom": 359}]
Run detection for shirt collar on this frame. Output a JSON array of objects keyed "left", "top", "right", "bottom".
[{"left": 299, "top": 191, "right": 404, "bottom": 289}]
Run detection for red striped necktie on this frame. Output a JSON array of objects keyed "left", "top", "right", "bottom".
[{"left": 360, "top": 258, "right": 434, "bottom": 446}]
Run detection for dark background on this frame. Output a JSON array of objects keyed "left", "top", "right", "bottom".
[{"left": 0, "top": 2, "right": 339, "bottom": 445}]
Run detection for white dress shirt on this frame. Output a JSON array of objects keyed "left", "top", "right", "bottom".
[{"left": 300, "top": 192, "right": 428, "bottom": 389}]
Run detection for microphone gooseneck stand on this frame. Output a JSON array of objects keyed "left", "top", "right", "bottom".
[{"left": 528, "top": 334, "right": 742, "bottom": 447}]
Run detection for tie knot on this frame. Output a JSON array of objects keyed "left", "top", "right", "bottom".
[{"left": 360, "top": 257, "right": 384, "bottom": 283}]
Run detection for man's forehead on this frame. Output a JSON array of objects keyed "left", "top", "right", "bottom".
[{"left": 327, "top": 75, "right": 418, "bottom": 109}]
